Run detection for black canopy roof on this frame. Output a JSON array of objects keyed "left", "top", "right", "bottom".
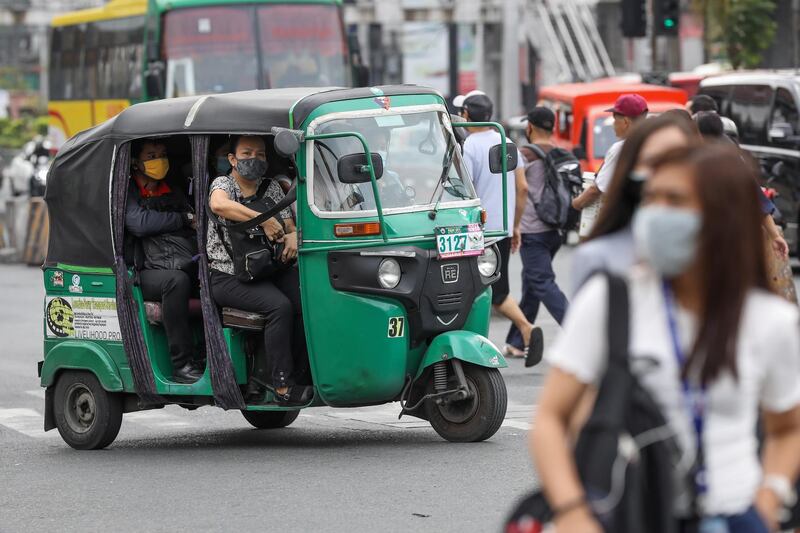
[{"left": 44, "top": 85, "right": 443, "bottom": 268}]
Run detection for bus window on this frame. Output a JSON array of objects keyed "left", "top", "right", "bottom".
[
  {"left": 162, "top": 7, "right": 259, "bottom": 95},
  {"left": 94, "top": 16, "right": 144, "bottom": 100},
  {"left": 257, "top": 4, "right": 348, "bottom": 88},
  {"left": 729, "top": 85, "right": 773, "bottom": 145}
]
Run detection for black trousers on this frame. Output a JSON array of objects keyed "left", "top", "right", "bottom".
[
  {"left": 139, "top": 269, "right": 195, "bottom": 368},
  {"left": 210, "top": 268, "right": 308, "bottom": 388}
]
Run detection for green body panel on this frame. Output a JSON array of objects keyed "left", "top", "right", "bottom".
[
  {"left": 294, "top": 93, "right": 496, "bottom": 406},
  {"left": 462, "top": 287, "right": 493, "bottom": 336},
  {"left": 42, "top": 267, "right": 132, "bottom": 391},
  {"left": 40, "top": 341, "right": 124, "bottom": 391},
  {"left": 414, "top": 330, "right": 506, "bottom": 380}
]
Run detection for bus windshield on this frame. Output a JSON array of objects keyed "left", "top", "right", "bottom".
[
  {"left": 311, "top": 111, "right": 476, "bottom": 214},
  {"left": 162, "top": 4, "right": 349, "bottom": 97}
]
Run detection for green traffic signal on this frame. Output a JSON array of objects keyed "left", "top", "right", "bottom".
[{"left": 664, "top": 18, "right": 676, "bottom": 28}]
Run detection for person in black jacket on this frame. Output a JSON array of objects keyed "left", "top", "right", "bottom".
[{"left": 126, "top": 139, "right": 202, "bottom": 383}]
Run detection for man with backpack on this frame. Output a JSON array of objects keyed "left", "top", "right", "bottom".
[
  {"left": 505, "top": 107, "right": 571, "bottom": 355},
  {"left": 460, "top": 93, "right": 544, "bottom": 363}
]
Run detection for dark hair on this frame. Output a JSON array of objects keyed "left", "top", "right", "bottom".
[
  {"left": 690, "top": 94, "right": 718, "bottom": 113},
  {"left": 695, "top": 111, "right": 724, "bottom": 138},
  {"left": 588, "top": 115, "right": 699, "bottom": 239},
  {"left": 228, "top": 134, "right": 264, "bottom": 155},
  {"left": 661, "top": 108, "right": 699, "bottom": 136},
  {"left": 131, "top": 138, "right": 167, "bottom": 159},
  {"left": 649, "top": 144, "right": 768, "bottom": 386}
]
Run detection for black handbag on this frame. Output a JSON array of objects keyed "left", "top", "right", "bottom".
[
  {"left": 207, "top": 179, "right": 296, "bottom": 283},
  {"left": 504, "top": 273, "right": 679, "bottom": 533}
]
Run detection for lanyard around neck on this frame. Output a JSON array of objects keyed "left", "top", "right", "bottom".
[{"left": 662, "top": 280, "right": 709, "bottom": 501}]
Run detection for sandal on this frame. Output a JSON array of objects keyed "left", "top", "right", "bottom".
[
  {"left": 503, "top": 344, "right": 526, "bottom": 358},
  {"left": 524, "top": 326, "right": 544, "bottom": 368},
  {"left": 267, "top": 384, "right": 314, "bottom": 406}
]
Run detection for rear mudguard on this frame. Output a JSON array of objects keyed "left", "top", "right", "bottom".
[
  {"left": 414, "top": 330, "right": 506, "bottom": 380},
  {"left": 40, "top": 341, "right": 124, "bottom": 392}
]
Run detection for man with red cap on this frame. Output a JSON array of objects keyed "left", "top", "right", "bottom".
[{"left": 572, "top": 93, "right": 648, "bottom": 210}]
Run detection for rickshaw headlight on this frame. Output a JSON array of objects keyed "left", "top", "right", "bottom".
[
  {"left": 477, "top": 246, "right": 499, "bottom": 277},
  {"left": 377, "top": 258, "right": 402, "bottom": 289}
]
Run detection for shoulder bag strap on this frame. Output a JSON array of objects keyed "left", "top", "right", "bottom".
[
  {"left": 605, "top": 273, "right": 631, "bottom": 371},
  {"left": 206, "top": 180, "right": 296, "bottom": 234}
]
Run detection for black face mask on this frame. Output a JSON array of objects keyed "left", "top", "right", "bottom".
[{"left": 235, "top": 157, "right": 268, "bottom": 181}]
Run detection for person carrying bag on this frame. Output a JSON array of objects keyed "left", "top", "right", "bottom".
[{"left": 526, "top": 144, "right": 800, "bottom": 533}]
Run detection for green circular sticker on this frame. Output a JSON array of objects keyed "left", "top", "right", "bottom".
[{"left": 46, "top": 297, "right": 75, "bottom": 338}]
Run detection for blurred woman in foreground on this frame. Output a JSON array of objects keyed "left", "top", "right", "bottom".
[{"left": 532, "top": 144, "right": 800, "bottom": 532}]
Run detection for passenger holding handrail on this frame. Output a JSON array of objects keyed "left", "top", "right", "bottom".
[{"left": 207, "top": 135, "right": 312, "bottom": 406}]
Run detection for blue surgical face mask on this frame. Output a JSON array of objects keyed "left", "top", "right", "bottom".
[
  {"left": 633, "top": 205, "right": 702, "bottom": 277},
  {"left": 216, "top": 156, "right": 232, "bottom": 175}
]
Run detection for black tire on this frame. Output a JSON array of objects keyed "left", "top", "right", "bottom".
[
  {"left": 426, "top": 363, "right": 507, "bottom": 443},
  {"left": 241, "top": 410, "right": 300, "bottom": 429},
  {"left": 53, "top": 371, "right": 123, "bottom": 450}
]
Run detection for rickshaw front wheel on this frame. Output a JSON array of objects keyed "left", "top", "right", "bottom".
[
  {"left": 426, "top": 364, "right": 507, "bottom": 443},
  {"left": 241, "top": 410, "right": 300, "bottom": 429},
  {"left": 53, "top": 371, "right": 123, "bottom": 450}
]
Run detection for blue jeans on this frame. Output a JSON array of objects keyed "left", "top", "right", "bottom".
[{"left": 506, "top": 230, "right": 569, "bottom": 349}]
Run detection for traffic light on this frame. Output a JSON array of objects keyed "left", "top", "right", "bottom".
[
  {"left": 621, "top": 0, "right": 647, "bottom": 38},
  {"left": 654, "top": 0, "right": 681, "bottom": 36}
]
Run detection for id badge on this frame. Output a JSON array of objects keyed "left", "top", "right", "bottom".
[{"left": 699, "top": 516, "right": 729, "bottom": 533}]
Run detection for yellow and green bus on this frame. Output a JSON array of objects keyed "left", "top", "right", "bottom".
[{"left": 48, "top": 0, "right": 354, "bottom": 147}]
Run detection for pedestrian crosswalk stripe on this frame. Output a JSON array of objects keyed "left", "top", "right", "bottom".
[
  {"left": 125, "top": 409, "right": 194, "bottom": 428},
  {"left": 0, "top": 401, "right": 536, "bottom": 440},
  {"left": 0, "top": 408, "right": 51, "bottom": 439}
]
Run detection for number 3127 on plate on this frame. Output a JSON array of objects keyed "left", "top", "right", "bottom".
[{"left": 436, "top": 224, "right": 484, "bottom": 259}]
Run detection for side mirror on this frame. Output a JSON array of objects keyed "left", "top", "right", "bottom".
[
  {"left": 145, "top": 62, "right": 164, "bottom": 100},
  {"left": 274, "top": 129, "right": 300, "bottom": 158},
  {"left": 488, "top": 143, "right": 519, "bottom": 174},
  {"left": 572, "top": 145, "right": 587, "bottom": 160},
  {"left": 337, "top": 153, "right": 384, "bottom": 184}
]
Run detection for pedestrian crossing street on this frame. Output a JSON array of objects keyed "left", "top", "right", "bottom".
[{"left": 0, "top": 390, "right": 536, "bottom": 442}]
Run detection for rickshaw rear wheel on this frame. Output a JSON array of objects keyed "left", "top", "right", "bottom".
[
  {"left": 241, "top": 410, "right": 300, "bottom": 429},
  {"left": 426, "top": 364, "right": 507, "bottom": 443},
  {"left": 53, "top": 371, "right": 123, "bottom": 450}
]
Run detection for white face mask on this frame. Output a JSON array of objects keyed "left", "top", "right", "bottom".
[{"left": 633, "top": 205, "right": 702, "bottom": 278}]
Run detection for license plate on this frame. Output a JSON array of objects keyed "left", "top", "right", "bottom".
[{"left": 435, "top": 224, "right": 484, "bottom": 259}]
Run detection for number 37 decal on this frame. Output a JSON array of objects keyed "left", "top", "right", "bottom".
[{"left": 387, "top": 317, "right": 405, "bottom": 338}]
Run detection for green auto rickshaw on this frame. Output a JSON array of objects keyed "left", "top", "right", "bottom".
[{"left": 39, "top": 85, "right": 519, "bottom": 449}]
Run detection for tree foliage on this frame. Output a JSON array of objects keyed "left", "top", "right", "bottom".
[{"left": 693, "top": 0, "right": 777, "bottom": 68}]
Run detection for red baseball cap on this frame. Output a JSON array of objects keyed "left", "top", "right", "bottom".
[{"left": 605, "top": 94, "right": 648, "bottom": 117}]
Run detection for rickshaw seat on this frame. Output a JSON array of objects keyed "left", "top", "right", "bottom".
[
  {"left": 221, "top": 307, "right": 268, "bottom": 331},
  {"left": 144, "top": 299, "right": 203, "bottom": 325}
]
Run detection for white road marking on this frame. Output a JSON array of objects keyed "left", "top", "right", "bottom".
[
  {"left": 125, "top": 409, "right": 193, "bottom": 428},
  {"left": 0, "top": 398, "right": 538, "bottom": 440},
  {"left": 0, "top": 408, "right": 52, "bottom": 438}
]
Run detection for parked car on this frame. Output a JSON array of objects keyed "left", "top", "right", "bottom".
[
  {"left": 699, "top": 72, "right": 800, "bottom": 254},
  {"left": 534, "top": 81, "right": 687, "bottom": 172}
]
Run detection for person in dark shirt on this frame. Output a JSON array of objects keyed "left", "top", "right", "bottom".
[{"left": 126, "top": 139, "right": 202, "bottom": 384}]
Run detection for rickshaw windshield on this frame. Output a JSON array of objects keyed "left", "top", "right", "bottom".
[{"left": 310, "top": 110, "right": 477, "bottom": 214}]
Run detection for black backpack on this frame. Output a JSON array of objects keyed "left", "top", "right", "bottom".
[
  {"left": 523, "top": 144, "right": 583, "bottom": 231},
  {"left": 505, "top": 274, "right": 680, "bottom": 533}
]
